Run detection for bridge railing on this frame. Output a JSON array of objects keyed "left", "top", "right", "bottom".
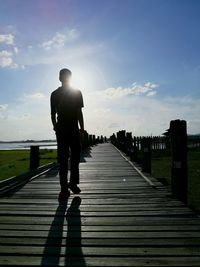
[
  {"left": 110, "top": 119, "right": 200, "bottom": 206},
  {"left": 0, "top": 131, "right": 107, "bottom": 196},
  {"left": 30, "top": 130, "right": 107, "bottom": 170}
]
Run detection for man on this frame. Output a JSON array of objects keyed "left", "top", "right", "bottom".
[{"left": 51, "top": 68, "right": 84, "bottom": 199}]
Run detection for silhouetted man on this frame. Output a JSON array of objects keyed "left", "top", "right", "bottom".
[{"left": 51, "top": 68, "right": 84, "bottom": 199}]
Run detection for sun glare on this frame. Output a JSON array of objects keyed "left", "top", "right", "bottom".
[
  {"left": 71, "top": 73, "right": 85, "bottom": 89},
  {"left": 69, "top": 65, "right": 107, "bottom": 92}
]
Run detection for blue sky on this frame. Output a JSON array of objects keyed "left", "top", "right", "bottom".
[{"left": 0, "top": 0, "right": 200, "bottom": 140}]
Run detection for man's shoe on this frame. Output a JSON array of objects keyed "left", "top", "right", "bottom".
[
  {"left": 59, "top": 190, "right": 70, "bottom": 200},
  {"left": 68, "top": 184, "right": 81, "bottom": 194}
]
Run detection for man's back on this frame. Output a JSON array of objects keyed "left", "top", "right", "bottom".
[{"left": 51, "top": 86, "right": 83, "bottom": 130}]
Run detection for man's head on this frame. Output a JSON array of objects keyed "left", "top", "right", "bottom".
[{"left": 59, "top": 68, "right": 72, "bottom": 83}]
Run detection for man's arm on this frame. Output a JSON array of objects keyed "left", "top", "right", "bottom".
[
  {"left": 77, "top": 108, "right": 84, "bottom": 131},
  {"left": 50, "top": 94, "right": 57, "bottom": 131},
  {"left": 51, "top": 113, "right": 57, "bottom": 131}
]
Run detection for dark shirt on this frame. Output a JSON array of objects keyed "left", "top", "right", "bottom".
[{"left": 51, "top": 86, "right": 84, "bottom": 130}]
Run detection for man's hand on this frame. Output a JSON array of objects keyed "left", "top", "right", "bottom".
[
  {"left": 53, "top": 124, "right": 57, "bottom": 132},
  {"left": 77, "top": 108, "right": 84, "bottom": 133},
  {"left": 51, "top": 113, "right": 57, "bottom": 132},
  {"left": 80, "top": 129, "right": 85, "bottom": 142},
  {"left": 80, "top": 128, "right": 85, "bottom": 134}
]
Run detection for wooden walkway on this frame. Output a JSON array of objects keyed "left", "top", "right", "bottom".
[{"left": 0, "top": 143, "right": 200, "bottom": 266}]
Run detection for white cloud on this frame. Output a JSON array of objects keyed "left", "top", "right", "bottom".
[
  {"left": 144, "top": 82, "right": 158, "bottom": 89},
  {"left": 146, "top": 91, "right": 156, "bottom": 96},
  {"left": 0, "top": 34, "right": 14, "bottom": 45},
  {"left": 0, "top": 56, "right": 13, "bottom": 67},
  {"left": 83, "top": 86, "right": 200, "bottom": 137},
  {"left": 40, "top": 29, "right": 79, "bottom": 51},
  {"left": 0, "top": 92, "right": 52, "bottom": 140},
  {"left": 101, "top": 82, "right": 158, "bottom": 99},
  {"left": 109, "top": 122, "right": 121, "bottom": 128},
  {"left": 94, "top": 108, "right": 110, "bottom": 116},
  {"left": 0, "top": 33, "right": 20, "bottom": 68},
  {"left": 24, "top": 92, "right": 46, "bottom": 100},
  {"left": 0, "top": 50, "right": 12, "bottom": 57},
  {"left": 41, "top": 33, "right": 65, "bottom": 51},
  {"left": 0, "top": 50, "right": 13, "bottom": 67},
  {"left": 66, "top": 29, "right": 79, "bottom": 41},
  {"left": 0, "top": 104, "right": 8, "bottom": 111},
  {"left": 14, "top": 47, "right": 18, "bottom": 54},
  {"left": 0, "top": 104, "right": 8, "bottom": 120},
  {"left": 0, "top": 50, "right": 18, "bottom": 68},
  {"left": 17, "top": 34, "right": 105, "bottom": 69},
  {"left": 0, "top": 90, "right": 200, "bottom": 140}
]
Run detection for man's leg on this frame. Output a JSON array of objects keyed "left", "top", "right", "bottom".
[
  {"left": 56, "top": 130, "right": 69, "bottom": 193},
  {"left": 69, "top": 132, "right": 81, "bottom": 193}
]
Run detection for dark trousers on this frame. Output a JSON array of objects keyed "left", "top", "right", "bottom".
[{"left": 56, "top": 128, "right": 81, "bottom": 192}]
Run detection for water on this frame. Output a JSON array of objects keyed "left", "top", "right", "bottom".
[{"left": 0, "top": 142, "right": 57, "bottom": 150}]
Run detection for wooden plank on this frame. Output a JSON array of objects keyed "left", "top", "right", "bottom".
[
  {"left": 1, "top": 230, "right": 200, "bottom": 238},
  {"left": 0, "top": 202, "right": 187, "bottom": 209},
  {"left": 1, "top": 237, "right": 200, "bottom": 247},
  {"left": 0, "top": 206, "right": 190, "bottom": 213},
  {"left": 7, "top": 193, "right": 180, "bottom": 199},
  {"left": 1, "top": 224, "right": 200, "bottom": 232},
  {"left": 0, "top": 143, "right": 200, "bottom": 267},
  {"left": 0, "top": 198, "right": 185, "bottom": 205},
  {"left": 0, "top": 246, "right": 200, "bottom": 256},
  {"left": 0, "top": 210, "right": 194, "bottom": 216},
  {"left": 1, "top": 215, "right": 200, "bottom": 225},
  {"left": 1, "top": 256, "right": 200, "bottom": 266}
]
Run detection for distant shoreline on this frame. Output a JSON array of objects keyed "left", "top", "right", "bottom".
[
  {"left": 0, "top": 140, "right": 56, "bottom": 144},
  {"left": 0, "top": 141, "right": 57, "bottom": 150}
]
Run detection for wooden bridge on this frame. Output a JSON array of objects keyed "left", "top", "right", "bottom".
[{"left": 0, "top": 143, "right": 200, "bottom": 266}]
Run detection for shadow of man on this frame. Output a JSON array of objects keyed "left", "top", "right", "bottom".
[
  {"left": 65, "top": 196, "right": 85, "bottom": 266},
  {"left": 41, "top": 199, "right": 68, "bottom": 266}
]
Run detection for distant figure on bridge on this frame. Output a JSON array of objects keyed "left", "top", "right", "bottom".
[{"left": 50, "top": 68, "right": 84, "bottom": 199}]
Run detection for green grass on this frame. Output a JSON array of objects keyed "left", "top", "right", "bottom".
[
  {"left": 188, "top": 149, "right": 200, "bottom": 211},
  {"left": 40, "top": 149, "right": 57, "bottom": 165},
  {"left": 152, "top": 148, "right": 200, "bottom": 211},
  {"left": 0, "top": 149, "right": 57, "bottom": 181},
  {"left": 152, "top": 150, "right": 171, "bottom": 183}
]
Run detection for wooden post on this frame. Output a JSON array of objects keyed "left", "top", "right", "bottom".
[
  {"left": 131, "top": 136, "right": 138, "bottom": 162},
  {"left": 117, "top": 130, "right": 126, "bottom": 151},
  {"left": 110, "top": 134, "right": 117, "bottom": 146},
  {"left": 170, "top": 120, "right": 188, "bottom": 204},
  {"left": 126, "top": 132, "right": 132, "bottom": 156},
  {"left": 92, "top": 135, "right": 96, "bottom": 145},
  {"left": 89, "top": 134, "right": 93, "bottom": 146},
  {"left": 141, "top": 137, "right": 152, "bottom": 174},
  {"left": 30, "top": 146, "right": 39, "bottom": 170},
  {"left": 81, "top": 130, "right": 89, "bottom": 149}
]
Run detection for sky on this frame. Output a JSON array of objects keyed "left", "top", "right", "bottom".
[{"left": 0, "top": 0, "right": 200, "bottom": 140}]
